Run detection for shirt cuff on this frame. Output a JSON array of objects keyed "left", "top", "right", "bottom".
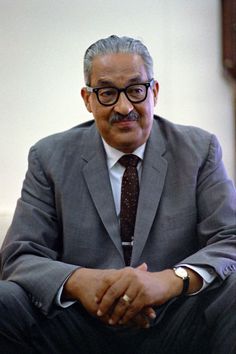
[
  {"left": 56, "top": 276, "right": 77, "bottom": 308},
  {"left": 177, "top": 264, "right": 217, "bottom": 295}
]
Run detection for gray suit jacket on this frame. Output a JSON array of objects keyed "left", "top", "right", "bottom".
[{"left": 1, "top": 116, "right": 236, "bottom": 315}]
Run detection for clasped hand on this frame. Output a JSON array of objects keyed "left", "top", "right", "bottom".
[{"left": 64, "top": 263, "right": 175, "bottom": 329}]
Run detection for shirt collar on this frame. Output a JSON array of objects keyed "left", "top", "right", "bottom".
[{"left": 102, "top": 139, "right": 146, "bottom": 170}]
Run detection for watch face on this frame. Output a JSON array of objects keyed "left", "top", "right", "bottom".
[{"left": 175, "top": 267, "right": 188, "bottom": 279}]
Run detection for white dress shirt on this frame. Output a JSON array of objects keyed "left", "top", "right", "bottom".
[{"left": 103, "top": 139, "right": 145, "bottom": 217}]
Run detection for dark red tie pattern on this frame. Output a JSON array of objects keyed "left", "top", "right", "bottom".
[{"left": 119, "top": 154, "right": 140, "bottom": 265}]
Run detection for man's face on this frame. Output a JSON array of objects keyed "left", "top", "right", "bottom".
[{"left": 81, "top": 53, "right": 159, "bottom": 153}]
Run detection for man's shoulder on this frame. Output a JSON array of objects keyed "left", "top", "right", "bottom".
[
  {"left": 154, "top": 115, "right": 212, "bottom": 140},
  {"left": 28, "top": 119, "right": 97, "bottom": 165},
  {"left": 154, "top": 115, "right": 214, "bottom": 149},
  {"left": 153, "top": 115, "right": 218, "bottom": 162},
  {"left": 36, "top": 119, "right": 95, "bottom": 147}
]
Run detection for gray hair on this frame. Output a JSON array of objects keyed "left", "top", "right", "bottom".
[{"left": 83, "top": 35, "right": 154, "bottom": 85}]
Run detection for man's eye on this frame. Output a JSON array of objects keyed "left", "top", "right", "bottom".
[
  {"left": 134, "top": 88, "right": 143, "bottom": 93},
  {"left": 99, "top": 89, "right": 116, "bottom": 97},
  {"left": 128, "top": 86, "right": 144, "bottom": 95}
]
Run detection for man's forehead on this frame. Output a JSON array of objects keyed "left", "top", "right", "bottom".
[
  {"left": 90, "top": 53, "right": 148, "bottom": 85},
  {"left": 95, "top": 75, "right": 145, "bottom": 87}
]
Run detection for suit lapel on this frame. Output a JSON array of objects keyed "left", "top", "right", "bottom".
[
  {"left": 80, "top": 119, "right": 168, "bottom": 264},
  {"left": 131, "top": 120, "right": 168, "bottom": 264},
  {"left": 81, "top": 126, "right": 123, "bottom": 257}
]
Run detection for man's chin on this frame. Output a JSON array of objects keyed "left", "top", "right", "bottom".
[{"left": 112, "top": 136, "right": 142, "bottom": 153}]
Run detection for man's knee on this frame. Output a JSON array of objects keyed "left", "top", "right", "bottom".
[
  {"left": 0, "top": 280, "right": 33, "bottom": 326},
  {"left": 224, "top": 271, "right": 236, "bottom": 288},
  {"left": 0, "top": 280, "right": 48, "bottom": 331},
  {"left": 217, "top": 272, "right": 236, "bottom": 302},
  {"left": 204, "top": 272, "right": 236, "bottom": 325},
  {"left": 0, "top": 280, "right": 27, "bottom": 306},
  {"left": 203, "top": 273, "right": 236, "bottom": 354},
  {"left": 0, "top": 281, "right": 34, "bottom": 352}
]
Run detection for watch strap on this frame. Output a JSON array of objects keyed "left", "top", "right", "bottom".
[
  {"left": 173, "top": 267, "right": 190, "bottom": 296},
  {"left": 181, "top": 275, "right": 190, "bottom": 296}
]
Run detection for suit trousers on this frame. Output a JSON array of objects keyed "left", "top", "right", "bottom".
[{"left": 0, "top": 274, "right": 235, "bottom": 354}]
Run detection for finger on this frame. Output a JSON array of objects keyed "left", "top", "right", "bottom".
[
  {"left": 117, "top": 297, "right": 143, "bottom": 325},
  {"left": 128, "top": 312, "right": 151, "bottom": 329},
  {"left": 109, "top": 280, "right": 147, "bottom": 325},
  {"left": 117, "top": 292, "right": 151, "bottom": 325},
  {"left": 95, "top": 269, "right": 123, "bottom": 304},
  {"left": 103, "top": 269, "right": 145, "bottom": 324},
  {"left": 96, "top": 278, "right": 130, "bottom": 318},
  {"left": 108, "top": 291, "right": 139, "bottom": 325},
  {"left": 136, "top": 263, "right": 148, "bottom": 271},
  {"left": 143, "top": 306, "right": 156, "bottom": 320},
  {"left": 97, "top": 267, "right": 144, "bottom": 322}
]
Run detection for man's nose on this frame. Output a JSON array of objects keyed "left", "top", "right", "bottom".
[{"left": 113, "top": 92, "right": 134, "bottom": 115}]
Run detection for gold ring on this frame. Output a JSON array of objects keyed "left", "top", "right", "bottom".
[{"left": 122, "top": 294, "right": 131, "bottom": 304}]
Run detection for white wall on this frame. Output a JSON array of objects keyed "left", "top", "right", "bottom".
[{"left": 0, "top": 0, "right": 235, "bottom": 239}]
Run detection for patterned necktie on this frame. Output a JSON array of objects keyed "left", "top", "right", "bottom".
[{"left": 119, "top": 154, "right": 140, "bottom": 265}]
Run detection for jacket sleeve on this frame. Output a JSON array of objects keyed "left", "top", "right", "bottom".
[
  {"left": 182, "top": 134, "right": 236, "bottom": 279},
  {"left": 0, "top": 145, "right": 79, "bottom": 316}
]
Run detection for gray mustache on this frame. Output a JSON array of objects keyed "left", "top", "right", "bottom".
[{"left": 109, "top": 112, "right": 140, "bottom": 124}]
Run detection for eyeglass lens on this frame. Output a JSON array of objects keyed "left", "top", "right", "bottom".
[{"left": 98, "top": 84, "right": 148, "bottom": 105}]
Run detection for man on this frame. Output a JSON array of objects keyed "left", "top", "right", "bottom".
[{"left": 0, "top": 35, "right": 236, "bottom": 354}]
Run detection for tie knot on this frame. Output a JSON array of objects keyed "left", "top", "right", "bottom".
[{"left": 118, "top": 154, "right": 140, "bottom": 168}]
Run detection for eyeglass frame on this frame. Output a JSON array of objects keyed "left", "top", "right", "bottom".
[{"left": 86, "top": 79, "right": 155, "bottom": 106}]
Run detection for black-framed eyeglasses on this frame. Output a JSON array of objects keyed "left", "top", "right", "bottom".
[{"left": 86, "top": 79, "right": 154, "bottom": 106}]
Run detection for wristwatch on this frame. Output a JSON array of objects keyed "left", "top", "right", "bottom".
[{"left": 173, "top": 267, "right": 190, "bottom": 296}]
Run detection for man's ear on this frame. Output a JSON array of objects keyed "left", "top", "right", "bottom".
[
  {"left": 81, "top": 87, "right": 92, "bottom": 112},
  {"left": 152, "top": 81, "right": 159, "bottom": 106}
]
